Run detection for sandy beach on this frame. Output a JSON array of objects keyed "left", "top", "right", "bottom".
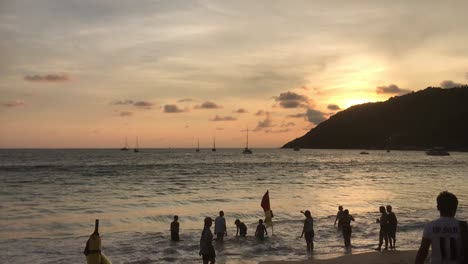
[{"left": 260, "top": 250, "right": 418, "bottom": 264}]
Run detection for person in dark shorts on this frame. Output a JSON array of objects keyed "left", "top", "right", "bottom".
[
  {"left": 255, "top": 219, "right": 268, "bottom": 241},
  {"left": 300, "top": 210, "right": 315, "bottom": 252},
  {"left": 376, "top": 206, "right": 389, "bottom": 251},
  {"left": 199, "top": 217, "right": 216, "bottom": 264},
  {"left": 341, "top": 209, "right": 355, "bottom": 248},
  {"left": 334, "top": 206, "right": 345, "bottom": 229},
  {"left": 234, "top": 219, "right": 247, "bottom": 237},
  {"left": 386, "top": 205, "right": 397, "bottom": 249},
  {"left": 170, "top": 215, "right": 180, "bottom": 241}
]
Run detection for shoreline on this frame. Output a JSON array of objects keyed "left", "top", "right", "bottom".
[{"left": 259, "top": 250, "right": 417, "bottom": 264}]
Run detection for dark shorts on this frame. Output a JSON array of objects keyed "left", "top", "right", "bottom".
[
  {"left": 388, "top": 225, "right": 396, "bottom": 236},
  {"left": 216, "top": 232, "right": 224, "bottom": 240},
  {"left": 304, "top": 231, "right": 314, "bottom": 243},
  {"left": 202, "top": 246, "right": 216, "bottom": 262}
]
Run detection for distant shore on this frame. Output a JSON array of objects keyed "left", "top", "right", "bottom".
[{"left": 259, "top": 250, "right": 417, "bottom": 264}]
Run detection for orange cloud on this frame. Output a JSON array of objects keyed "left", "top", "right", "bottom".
[
  {"left": 2, "top": 100, "right": 25, "bottom": 107},
  {"left": 24, "top": 73, "right": 71, "bottom": 82}
]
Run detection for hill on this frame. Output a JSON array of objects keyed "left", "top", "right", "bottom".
[{"left": 282, "top": 86, "right": 468, "bottom": 150}]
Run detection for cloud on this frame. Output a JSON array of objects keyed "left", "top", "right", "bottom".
[
  {"left": 281, "top": 121, "right": 295, "bottom": 127},
  {"left": 216, "top": 127, "right": 224, "bottom": 131},
  {"left": 195, "top": 101, "right": 222, "bottom": 109},
  {"left": 287, "top": 113, "right": 306, "bottom": 118},
  {"left": 255, "top": 110, "right": 268, "bottom": 116},
  {"left": 163, "top": 104, "right": 186, "bottom": 113},
  {"left": 211, "top": 115, "right": 237, "bottom": 121},
  {"left": 24, "top": 73, "right": 70, "bottom": 82},
  {"left": 234, "top": 108, "right": 248, "bottom": 113},
  {"left": 440, "top": 80, "right": 465, "bottom": 88},
  {"left": 178, "top": 98, "right": 194, "bottom": 102},
  {"left": 306, "top": 108, "right": 327, "bottom": 125},
  {"left": 119, "top": 111, "right": 133, "bottom": 116},
  {"left": 253, "top": 113, "right": 274, "bottom": 131},
  {"left": 2, "top": 100, "right": 25, "bottom": 107},
  {"left": 133, "top": 101, "right": 153, "bottom": 109},
  {"left": 113, "top": 100, "right": 134, "bottom": 105},
  {"left": 327, "top": 104, "right": 341, "bottom": 111},
  {"left": 376, "top": 84, "right": 411, "bottom": 95},
  {"left": 264, "top": 128, "right": 291, "bottom": 133},
  {"left": 274, "top": 91, "right": 310, "bottom": 108}
]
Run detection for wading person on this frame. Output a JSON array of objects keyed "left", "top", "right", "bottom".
[
  {"left": 376, "top": 206, "right": 389, "bottom": 251},
  {"left": 234, "top": 219, "right": 247, "bottom": 237},
  {"left": 341, "top": 209, "right": 355, "bottom": 248},
  {"left": 214, "top": 211, "right": 227, "bottom": 241},
  {"left": 334, "top": 206, "right": 345, "bottom": 229},
  {"left": 386, "top": 205, "right": 397, "bottom": 249},
  {"left": 255, "top": 219, "right": 268, "bottom": 241},
  {"left": 300, "top": 210, "right": 315, "bottom": 252},
  {"left": 199, "top": 217, "right": 216, "bottom": 264},
  {"left": 415, "top": 191, "right": 467, "bottom": 264},
  {"left": 170, "top": 215, "right": 180, "bottom": 241}
]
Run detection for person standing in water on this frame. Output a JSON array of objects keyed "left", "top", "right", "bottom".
[
  {"left": 334, "top": 206, "right": 345, "bottom": 229},
  {"left": 416, "top": 191, "right": 467, "bottom": 264},
  {"left": 199, "top": 217, "right": 216, "bottom": 264},
  {"left": 214, "top": 211, "right": 227, "bottom": 241},
  {"left": 386, "top": 205, "right": 397, "bottom": 249},
  {"left": 341, "top": 209, "right": 355, "bottom": 248},
  {"left": 234, "top": 219, "right": 247, "bottom": 237},
  {"left": 376, "top": 206, "right": 389, "bottom": 251},
  {"left": 170, "top": 215, "right": 180, "bottom": 241},
  {"left": 300, "top": 210, "right": 315, "bottom": 252},
  {"left": 255, "top": 219, "right": 268, "bottom": 241}
]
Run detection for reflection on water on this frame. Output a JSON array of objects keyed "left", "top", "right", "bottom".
[{"left": 0, "top": 149, "right": 467, "bottom": 263}]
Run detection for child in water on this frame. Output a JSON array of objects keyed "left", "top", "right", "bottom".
[
  {"left": 170, "top": 215, "right": 180, "bottom": 241},
  {"left": 255, "top": 219, "right": 268, "bottom": 240},
  {"left": 235, "top": 219, "right": 247, "bottom": 237}
]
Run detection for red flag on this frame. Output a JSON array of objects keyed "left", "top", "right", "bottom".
[{"left": 261, "top": 190, "right": 270, "bottom": 211}]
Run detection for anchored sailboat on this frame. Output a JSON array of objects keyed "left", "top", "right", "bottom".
[
  {"left": 242, "top": 129, "right": 252, "bottom": 154},
  {"left": 134, "top": 137, "right": 139, "bottom": 153},
  {"left": 212, "top": 137, "right": 216, "bottom": 152},
  {"left": 120, "top": 137, "right": 129, "bottom": 151}
]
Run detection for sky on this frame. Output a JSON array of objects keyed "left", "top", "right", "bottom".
[{"left": 1, "top": 0, "right": 468, "bottom": 148}]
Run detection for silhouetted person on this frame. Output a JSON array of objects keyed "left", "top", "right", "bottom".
[
  {"left": 334, "top": 206, "right": 345, "bottom": 229},
  {"left": 171, "top": 215, "right": 180, "bottom": 241},
  {"left": 255, "top": 219, "right": 268, "bottom": 241},
  {"left": 386, "top": 205, "right": 397, "bottom": 249},
  {"left": 234, "top": 219, "right": 247, "bottom": 237},
  {"left": 199, "top": 217, "right": 216, "bottom": 264},
  {"left": 300, "top": 210, "right": 315, "bottom": 252},
  {"left": 376, "top": 206, "right": 389, "bottom": 251},
  {"left": 415, "top": 191, "right": 467, "bottom": 264},
  {"left": 341, "top": 209, "right": 355, "bottom": 248},
  {"left": 214, "top": 211, "right": 227, "bottom": 241}
]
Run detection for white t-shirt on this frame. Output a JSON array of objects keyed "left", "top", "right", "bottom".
[{"left": 423, "top": 217, "right": 464, "bottom": 264}]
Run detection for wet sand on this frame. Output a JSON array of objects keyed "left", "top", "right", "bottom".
[{"left": 260, "top": 250, "right": 417, "bottom": 264}]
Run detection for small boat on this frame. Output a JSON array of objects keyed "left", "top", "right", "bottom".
[
  {"left": 242, "top": 129, "right": 252, "bottom": 154},
  {"left": 212, "top": 137, "right": 216, "bottom": 152},
  {"left": 426, "top": 147, "right": 450, "bottom": 156},
  {"left": 134, "top": 137, "right": 139, "bottom": 153},
  {"left": 360, "top": 151, "right": 369, "bottom": 155},
  {"left": 120, "top": 137, "right": 129, "bottom": 151},
  {"left": 196, "top": 138, "right": 200, "bottom": 152},
  {"left": 293, "top": 146, "right": 300, "bottom": 151}
]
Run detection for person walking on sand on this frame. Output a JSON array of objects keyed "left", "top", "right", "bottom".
[
  {"left": 200, "top": 217, "right": 216, "bottom": 264},
  {"left": 386, "top": 205, "right": 397, "bottom": 249},
  {"left": 341, "top": 209, "right": 355, "bottom": 248},
  {"left": 234, "top": 219, "right": 247, "bottom": 237},
  {"left": 415, "top": 191, "right": 468, "bottom": 264},
  {"left": 334, "top": 206, "right": 345, "bottom": 229},
  {"left": 214, "top": 211, "right": 227, "bottom": 241},
  {"left": 300, "top": 210, "right": 315, "bottom": 252},
  {"left": 376, "top": 206, "right": 389, "bottom": 251},
  {"left": 170, "top": 215, "right": 180, "bottom": 241},
  {"left": 255, "top": 219, "right": 268, "bottom": 241}
]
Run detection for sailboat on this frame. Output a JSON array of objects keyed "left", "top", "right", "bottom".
[
  {"left": 212, "top": 137, "right": 216, "bottom": 152},
  {"left": 242, "top": 129, "right": 252, "bottom": 154},
  {"left": 134, "top": 137, "right": 139, "bottom": 153},
  {"left": 196, "top": 138, "right": 200, "bottom": 152},
  {"left": 120, "top": 137, "right": 129, "bottom": 151}
]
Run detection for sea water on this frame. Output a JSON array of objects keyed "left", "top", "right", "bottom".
[{"left": 1, "top": 149, "right": 467, "bottom": 263}]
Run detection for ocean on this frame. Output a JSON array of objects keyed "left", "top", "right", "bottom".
[{"left": 1, "top": 149, "right": 467, "bottom": 263}]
